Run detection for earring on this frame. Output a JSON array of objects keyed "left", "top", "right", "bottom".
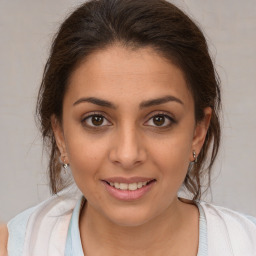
[
  {"left": 63, "top": 159, "right": 69, "bottom": 175},
  {"left": 188, "top": 150, "right": 198, "bottom": 174},
  {"left": 60, "top": 155, "right": 69, "bottom": 174},
  {"left": 63, "top": 162, "right": 69, "bottom": 170},
  {"left": 193, "top": 150, "right": 198, "bottom": 163}
]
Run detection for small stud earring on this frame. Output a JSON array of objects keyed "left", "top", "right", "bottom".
[
  {"left": 63, "top": 160, "right": 69, "bottom": 175},
  {"left": 63, "top": 162, "right": 69, "bottom": 170},
  {"left": 193, "top": 150, "right": 198, "bottom": 163},
  {"left": 60, "top": 155, "right": 69, "bottom": 174},
  {"left": 188, "top": 150, "right": 198, "bottom": 174}
]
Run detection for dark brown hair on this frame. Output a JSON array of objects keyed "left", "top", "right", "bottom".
[{"left": 36, "top": 0, "right": 221, "bottom": 200}]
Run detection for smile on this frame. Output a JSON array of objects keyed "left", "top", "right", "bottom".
[
  {"left": 102, "top": 178, "right": 156, "bottom": 201},
  {"left": 107, "top": 180, "right": 153, "bottom": 190}
]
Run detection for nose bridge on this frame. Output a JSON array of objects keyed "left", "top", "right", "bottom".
[{"left": 109, "top": 120, "right": 146, "bottom": 169}]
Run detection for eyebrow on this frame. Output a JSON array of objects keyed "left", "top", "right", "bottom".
[{"left": 73, "top": 95, "right": 184, "bottom": 109}]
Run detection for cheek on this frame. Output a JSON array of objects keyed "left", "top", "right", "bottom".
[
  {"left": 150, "top": 129, "right": 193, "bottom": 183},
  {"left": 64, "top": 131, "right": 109, "bottom": 187}
]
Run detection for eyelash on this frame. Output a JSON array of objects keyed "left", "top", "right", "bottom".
[{"left": 81, "top": 111, "right": 176, "bottom": 129}]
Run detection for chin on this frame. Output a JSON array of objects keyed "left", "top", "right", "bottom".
[{"left": 103, "top": 205, "right": 158, "bottom": 227}]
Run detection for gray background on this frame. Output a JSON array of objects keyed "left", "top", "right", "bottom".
[{"left": 0, "top": 0, "right": 255, "bottom": 222}]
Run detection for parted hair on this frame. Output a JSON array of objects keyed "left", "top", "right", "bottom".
[{"left": 36, "top": 0, "right": 221, "bottom": 200}]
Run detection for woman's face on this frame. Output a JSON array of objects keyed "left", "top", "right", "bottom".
[{"left": 53, "top": 45, "right": 210, "bottom": 226}]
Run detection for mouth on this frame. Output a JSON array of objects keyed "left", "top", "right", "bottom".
[
  {"left": 101, "top": 178, "right": 157, "bottom": 201},
  {"left": 102, "top": 179, "right": 156, "bottom": 191}
]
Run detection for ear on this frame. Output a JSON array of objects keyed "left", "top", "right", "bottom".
[
  {"left": 51, "top": 115, "right": 69, "bottom": 163},
  {"left": 190, "top": 107, "right": 212, "bottom": 161}
]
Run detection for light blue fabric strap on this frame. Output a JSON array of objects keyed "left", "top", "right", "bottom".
[
  {"left": 65, "top": 196, "right": 85, "bottom": 256},
  {"left": 242, "top": 214, "right": 256, "bottom": 226},
  {"left": 7, "top": 206, "right": 37, "bottom": 256},
  {"left": 196, "top": 202, "right": 208, "bottom": 256}
]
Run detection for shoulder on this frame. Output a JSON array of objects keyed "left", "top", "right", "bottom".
[
  {"left": 7, "top": 204, "right": 39, "bottom": 256},
  {"left": 199, "top": 201, "right": 256, "bottom": 254},
  {"left": 200, "top": 201, "right": 256, "bottom": 227},
  {"left": 0, "top": 223, "right": 8, "bottom": 256},
  {"left": 7, "top": 186, "right": 82, "bottom": 256}
]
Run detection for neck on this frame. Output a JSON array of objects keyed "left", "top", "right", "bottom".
[{"left": 79, "top": 197, "right": 199, "bottom": 256}]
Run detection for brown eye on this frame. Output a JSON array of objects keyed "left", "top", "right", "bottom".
[
  {"left": 82, "top": 114, "right": 111, "bottom": 128},
  {"left": 146, "top": 114, "right": 175, "bottom": 128},
  {"left": 153, "top": 116, "right": 165, "bottom": 126},
  {"left": 91, "top": 115, "right": 104, "bottom": 126}
]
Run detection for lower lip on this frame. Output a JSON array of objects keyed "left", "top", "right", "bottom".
[{"left": 102, "top": 181, "right": 156, "bottom": 201}]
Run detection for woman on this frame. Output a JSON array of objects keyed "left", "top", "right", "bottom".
[{"left": 2, "top": 0, "right": 256, "bottom": 255}]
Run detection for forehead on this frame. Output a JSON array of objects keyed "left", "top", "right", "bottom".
[{"left": 66, "top": 45, "right": 193, "bottom": 108}]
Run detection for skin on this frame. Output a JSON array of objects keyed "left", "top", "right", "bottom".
[
  {"left": 0, "top": 224, "right": 8, "bottom": 256},
  {"left": 52, "top": 45, "right": 212, "bottom": 256}
]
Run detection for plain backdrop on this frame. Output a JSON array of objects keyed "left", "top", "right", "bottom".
[{"left": 0, "top": 0, "right": 255, "bottom": 222}]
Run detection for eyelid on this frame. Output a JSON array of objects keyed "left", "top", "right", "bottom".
[
  {"left": 146, "top": 111, "right": 175, "bottom": 120},
  {"left": 81, "top": 111, "right": 112, "bottom": 127},
  {"left": 145, "top": 111, "right": 176, "bottom": 127}
]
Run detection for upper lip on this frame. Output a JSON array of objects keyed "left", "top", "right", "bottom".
[{"left": 102, "top": 176, "right": 156, "bottom": 184}]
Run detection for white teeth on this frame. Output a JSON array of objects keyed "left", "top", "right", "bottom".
[
  {"left": 128, "top": 183, "right": 138, "bottom": 190},
  {"left": 119, "top": 183, "right": 128, "bottom": 190},
  {"left": 114, "top": 182, "right": 120, "bottom": 189},
  {"left": 108, "top": 181, "right": 152, "bottom": 190},
  {"left": 137, "top": 182, "right": 143, "bottom": 188}
]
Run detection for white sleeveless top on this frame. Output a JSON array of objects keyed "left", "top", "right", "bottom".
[{"left": 7, "top": 189, "right": 256, "bottom": 256}]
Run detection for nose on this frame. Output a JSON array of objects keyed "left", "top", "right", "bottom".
[{"left": 109, "top": 123, "right": 147, "bottom": 170}]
